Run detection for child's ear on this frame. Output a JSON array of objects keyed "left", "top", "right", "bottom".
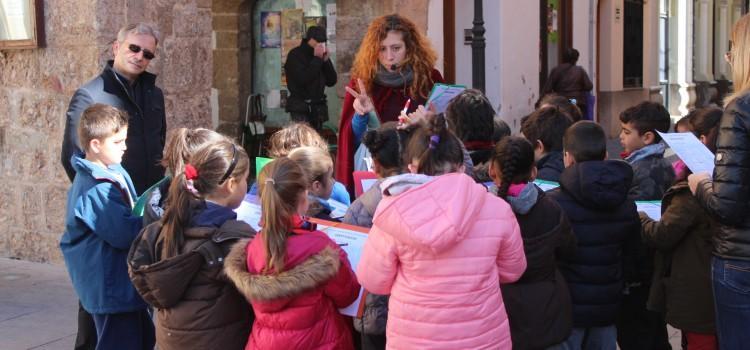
[
  {"left": 89, "top": 139, "right": 101, "bottom": 154},
  {"left": 642, "top": 131, "right": 656, "bottom": 145},
  {"left": 488, "top": 163, "right": 498, "bottom": 182},
  {"left": 311, "top": 180, "right": 323, "bottom": 194},
  {"left": 563, "top": 151, "right": 575, "bottom": 168},
  {"left": 530, "top": 166, "right": 538, "bottom": 181},
  {"left": 407, "top": 161, "right": 418, "bottom": 174}
]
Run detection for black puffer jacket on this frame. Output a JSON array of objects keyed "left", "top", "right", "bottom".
[
  {"left": 695, "top": 93, "right": 750, "bottom": 260},
  {"left": 547, "top": 160, "right": 641, "bottom": 328}
]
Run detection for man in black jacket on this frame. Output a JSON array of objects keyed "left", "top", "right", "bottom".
[
  {"left": 62, "top": 22, "right": 166, "bottom": 196},
  {"left": 60, "top": 22, "right": 166, "bottom": 350},
  {"left": 284, "top": 26, "right": 337, "bottom": 131}
]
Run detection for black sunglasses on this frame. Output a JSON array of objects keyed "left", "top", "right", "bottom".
[{"left": 127, "top": 44, "right": 155, "bottom": 60}]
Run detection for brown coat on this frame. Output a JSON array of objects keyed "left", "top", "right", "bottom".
[
  {"left": 640, "top": 181, "right": 716, "bottom": 334},
  {"left": 128, "top": 220, "right": 255, "bottom": 350}
]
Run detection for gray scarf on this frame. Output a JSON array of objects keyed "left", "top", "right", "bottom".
[
  {"left": 374, "top": 64, "right": 414, "bottom": 88},
  {"left": 505, "top": 183, "right": 540, "bottom": 215}
]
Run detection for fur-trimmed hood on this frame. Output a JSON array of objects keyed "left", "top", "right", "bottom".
[{"left": 225, "top": 239, "right": 341, "bottom": 307}]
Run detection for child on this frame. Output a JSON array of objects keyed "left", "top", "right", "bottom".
[
  {"left": 617, "top": 101, "right": 674, "bottom": 350},
  {"left": 357, "top": 114, "right": 527, "bottom": 349},
  {"left": 224, "top": 158, "right": 360, "bottom": 349},
  {"left": 619, "top": 101, "right": 675, "bottom": 201},
  {"left": 537, "top": 93, "right": 583, "bottom": 121},
  {"left": 639, "top": 107, "right": 721, "bottom": 350},
  {"left": 128, "top": 139, "right": 254, "bottom": 349},
  {"left": 287, "top": 146, "right": 339, "bottom": 220},
  {"left": 264, "top": 122, "right": 350, "bottom": 205},
  {"left": 520, "top": 106, "right": 574, "bottom": 182},
  {"left": 143, "top": 127, "right": 226, "bottom": 225},
  {"left": 60, "top": 104, "right": 154, "bottom": 350},
  {"left": 489, "top": 136, "right": 576, "bottom": 350},
  {"left": 444, "top": 89, "right": 496, "bottom": 182},
  {"left": 343, "top": 122, "right": 407, "bottom": 350},
  {"left": 546, "top": 121, "right": 640, "bottom": 350}
]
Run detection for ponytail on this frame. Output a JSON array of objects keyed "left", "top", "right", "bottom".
[
  {"left": 162, "top": 127, "right": 226, "bottom": 176},
  {"left": 160, "top": 139, "right": 249, "bottom": 258},
  {"left": 491, "top": 137, "right": 535, "bottom": 199},
  {"left": 258, "top": 158, "right": 308, "bottom": 273},
  {"left": 404, "top": 114, "right": 463, "bottom": 176}
]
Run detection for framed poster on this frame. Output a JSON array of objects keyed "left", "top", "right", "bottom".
[
  {"left": 281, "top": 8, "right": 304, "bottom": 85},
  {"left": 260, "top": 11, "right": 281, "bottom": 48}
]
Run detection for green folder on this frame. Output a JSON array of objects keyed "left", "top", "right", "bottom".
[
  {"left": 132, "top": 176, "right": 170, "bottom": 217},
  {"left": 256, "top": 157, "right": 273, "bottom": 179}
]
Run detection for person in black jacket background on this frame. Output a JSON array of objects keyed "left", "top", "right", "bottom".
[
  {"left": 284, "top": 26, "right": 337, "bottom": 131},
  {"left": 62, "top": 23, "right": 166, "bottom": 196},
  {"left": 688, "top": 13, "right": 750, "bottom": 350},
  {"left": 60, "top": 23, "right": 166, "bottom": 350}
]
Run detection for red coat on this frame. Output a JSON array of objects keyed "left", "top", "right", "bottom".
[
  {"left": 225, "top": 217, "right": 360, "bottom": 350},
  {"left": 336, "top": 70, "right": 444, "bottom": 192}
]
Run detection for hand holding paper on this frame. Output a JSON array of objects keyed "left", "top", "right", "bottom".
[{"left": 657, "top": 131, "right": 715, "bottom": 175}]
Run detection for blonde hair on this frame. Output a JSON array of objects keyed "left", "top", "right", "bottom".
[
  {"left": 267, "top": 122, "right": 328, "bottom": 158},
  {"left": 77, "top": 104, "right": 129, "bottom": 151},
  {"left": 726, "top": 13, "right": 750, "bottom": 105},
  {"left": 162, "top": 128, "right": 227, "bottom": 176},
  {"left": 351, "top": 14, "right": 438, "bottom": 99},
  {"left": 258, "top": 158, "right": 308, "bottom": 273},
  {"left": 287, "top": 146, "right": 333, "bottom": 184}
]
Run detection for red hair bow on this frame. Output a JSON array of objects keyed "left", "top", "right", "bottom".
[{"left": 184, "top": 164, "right": 199, "bottom": 180}]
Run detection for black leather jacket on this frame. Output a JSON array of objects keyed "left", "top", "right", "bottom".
[
  {"left": 695, "top": 93, "right": 750, "bottom": 260},
  {"left": 61, "top": 61, "right": 166, "bottom": 194}
]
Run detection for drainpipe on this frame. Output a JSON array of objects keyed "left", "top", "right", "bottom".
[{"left": 472, "top": 0, "right": 486, "bottom": 92}]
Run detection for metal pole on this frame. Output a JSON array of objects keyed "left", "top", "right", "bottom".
[{"left": 472, "top": 0, "right": 486, "bottom": 92}]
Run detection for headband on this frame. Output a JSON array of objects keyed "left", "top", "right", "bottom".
[{"left": 218, "top": 144, "right": 238, "bottom": 185}]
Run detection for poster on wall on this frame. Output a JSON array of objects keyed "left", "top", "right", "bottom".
[
  {"left": 260, "top": 11, "right": 281, "bottom": 48},
  {"left": 304, "top": 16, "right": 326, "bottom": 32},
  {"left": 281, "top": 8, "right": 304, "bottom": 85},
  {"left": 326, "top": 4, "right": 336, "bottom": 40}
]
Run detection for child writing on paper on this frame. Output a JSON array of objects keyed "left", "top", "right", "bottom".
[
  {"left": 357, "top": 114, "right": 527, "bottom": 349},
  {"left": 128, "top": 138, "right": 254, "bottom": 350},
  {"left": 489, "top": 136, "right": 577, "bottom": 350},
  {"left": 225, "top": 158, "right": 360, "bottom": 350},
  {"left": 638, "top": 107, "right": 722, "bottom": 350},
  {"left": 287, "top": 146, "right": 340, "bottom": 221},
  {"left": 142, "top": 127, "right": 227, "bottom": 226},
  {"left": 60, "top": 104, "right": 154, "bottom": 350}
]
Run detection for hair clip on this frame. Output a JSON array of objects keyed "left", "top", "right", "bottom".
[
  {"left": 184, "top": 179, "right": 200, "bottom": 196},
  {"left": 265, "top": 178, "right": 276, "bottom": 185},
  {"left": 428, "top": 134, "right": 441, "bottom": 149}
]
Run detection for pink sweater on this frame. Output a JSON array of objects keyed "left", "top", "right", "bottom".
[{"left": 358, "top": 173, "right": 527, "bottom": 349}]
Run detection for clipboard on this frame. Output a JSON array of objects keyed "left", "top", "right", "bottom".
[
  {"left": 353, "top": 171, "right": 379, "bottom": 198},
  {"left": 426, "top": 83, "right": 467, "bottom": 113},
  {"left": 309, "top": 218, "right": 370, "bottom": 318}
]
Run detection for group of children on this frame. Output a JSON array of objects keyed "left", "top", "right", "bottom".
[{"left": 61, "top": 87, "right": 723, "bottom": 349}]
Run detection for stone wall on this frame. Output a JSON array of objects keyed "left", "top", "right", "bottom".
[{"left": 0, "top": 0, "right": 216, "bottom": 263}]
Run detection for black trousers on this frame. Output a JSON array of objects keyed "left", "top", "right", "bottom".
[
  {"left": 75, "top": 301, "right": 97, "bottom": 350},
  {"left": 616, "top": 285, "right": 672, "bottom": 350}
]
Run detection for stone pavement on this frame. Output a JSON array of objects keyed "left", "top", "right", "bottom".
[{"left": 0, "top": 258, "right": 76, "bottom": 350}]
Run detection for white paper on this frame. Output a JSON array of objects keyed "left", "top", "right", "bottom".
[
  {"left": 636, "top": 201, "right": 662, "bottom": 221},
  {"left": 235, "top": 194, "right": 262, "bottom": 231},
  {"left": 266, "top": 89, "right": 280, "bottom": 109},
  {"left": 426, "top": 84, "right": 466, "bottom": 113},
  {"left": 327, "top": 198, "right": 349, "bottom": 219},
  {"left": 361, "top": 179, "right": 378, "bottom": 194},
  {"left": 533, "top": 179, "right": 560, "bottom": 192},
  {"left": 314, "top": 220, "right": 369, "bottom": 317},
  {"left": 325, "top": 4, "right": 336, "bottom": 37},
  {"left": 657, "top": 131, "right": 715, "bottom": 175}
]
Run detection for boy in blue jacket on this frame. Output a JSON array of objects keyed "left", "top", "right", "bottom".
[{"left": 60, "top": 104, "right": 154, "bottom": 350}]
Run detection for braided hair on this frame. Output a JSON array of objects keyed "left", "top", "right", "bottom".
[
  {"left": 404, "top": 114, "right": 464, "bottom": 176},
  {"left": 491, "top": 136, "right": 535, "bottom": 199}
]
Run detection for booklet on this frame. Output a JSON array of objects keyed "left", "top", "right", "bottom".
[
  {"left": 533, "top": 179, "right": 560, "bottom": 192},
  {"left": 309, "top": 218, "right": 370, "bottom": 318},
  {"left": 426, "top": 83, "right": 467, "bottom": 113},
  {"left": 657, "top": 131, "right": 715, "bottom": 175},
  {"left": 636, "top": 200, "right": 662, "bottom": 221}
]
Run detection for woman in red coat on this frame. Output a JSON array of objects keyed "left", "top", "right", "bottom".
[
  {"left": 337, "top": 14, "right": 444, "bottom": 192},
  {"left": 225, "top": 158, "right": 360, "bottom": 349}
]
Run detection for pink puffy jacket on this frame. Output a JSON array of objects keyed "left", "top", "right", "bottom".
[{"left": 358, "top": 173, "right": 527, "bottom": 349}]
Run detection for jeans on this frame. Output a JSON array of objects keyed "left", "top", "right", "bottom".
[
  {"left": 558, "top": 325, "right": 617, "bottom": 350},
  {"left": 91, "top": 309, "right": 155, "bottom": 350},
  {"left": 712, "top": 256, "right": 750, "bottom": 350}
]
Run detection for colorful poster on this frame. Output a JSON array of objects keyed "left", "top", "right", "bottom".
[
  {"left": 304, "top": 16, "right": 326, "bottom": 32},
  {"left": 281, "top": 8, "right": 304, "bottom": 85},
  {"left": 260, "top": 11, "right": 281, "bottom": 48}
]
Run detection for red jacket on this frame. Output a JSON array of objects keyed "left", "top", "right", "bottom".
[
  {"left": 225, "top": 217, "right": 360, "bottom": 350},
  {"left": 336, "top": 70, "right": 444, "bottom": 192}
]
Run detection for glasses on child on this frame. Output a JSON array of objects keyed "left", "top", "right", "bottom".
[{"left": 128, "top": 44, "right": 156, "bottom": 60}]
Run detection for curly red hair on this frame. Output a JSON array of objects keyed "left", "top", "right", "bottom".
[{"left": 351, "top": 14, "right": 438, "bottom": 99}]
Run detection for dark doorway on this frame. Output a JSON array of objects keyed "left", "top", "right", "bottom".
[
  {"left": 540, "top": 0, "right": 573, "bottom": 95},
  {"left": 623, "top": 0, "right": 644, "bottom": 88}
]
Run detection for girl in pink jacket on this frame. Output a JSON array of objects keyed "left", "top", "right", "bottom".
[{"left": 357, "top": 114, "right": 527, "bottom": 349}]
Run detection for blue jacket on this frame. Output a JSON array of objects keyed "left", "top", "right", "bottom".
[{"left": 60, "top": 154, "right": 146, "bottom": 314}]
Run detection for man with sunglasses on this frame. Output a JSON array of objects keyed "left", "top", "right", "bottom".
[{"left": 60, "top": 22, "right": 165, "bottom": 350}]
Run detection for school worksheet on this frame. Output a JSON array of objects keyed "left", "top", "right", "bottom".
[
  {"left": 657, "top": 131, "right": 715, "bottom": 175},
  {"left": 426, "top": 83, "right": 466, "bottom": 113},
  {"left": 636, "top": 201, "right": 662, "bottom": 221},
  {"left": 235, "top": 194, "right": 262, "bottom": 231}
]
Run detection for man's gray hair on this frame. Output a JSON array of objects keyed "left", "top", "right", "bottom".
[{"left": 117, "top": 23, "right": 160, "bottom": 46}]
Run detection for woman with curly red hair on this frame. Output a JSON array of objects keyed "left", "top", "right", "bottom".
[{"left": 336, "top": 14, "right": 444, "bottom": 192}]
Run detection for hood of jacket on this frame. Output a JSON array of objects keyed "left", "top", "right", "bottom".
[
  {"left": 374, "top": 172, "right": 490, "bottom": 254},
  {"left": 71, "top": 154, "right": 136, "bottom": 203},
  {"left": 558, "top": 160, "right": 633, "bottom": 210},
  {"left": 127, "top": 219, "right": 253, "bottom": 309}
]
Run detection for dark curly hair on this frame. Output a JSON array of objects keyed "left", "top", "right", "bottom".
[
  {"left": 445, "top": 89, "right": 495, "bottom": 143},
  {"left": 618, "top": 101, "right": 671, "bottom": 143},
  {"left": 405, "top": 114, "right": 464, "bottom": 176},
  {"left": 521, "top": 106, "right": 574, "bottom": 153},
  {"left": 362, "top": 122, "right": 409, "bottom": 177},
  {"left": 491, "top": 137, "right": 535, "bottom": 199}
]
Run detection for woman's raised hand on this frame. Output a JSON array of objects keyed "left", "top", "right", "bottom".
[{"left": 345, "top": 79, "right": 374, "bottom": 115}]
